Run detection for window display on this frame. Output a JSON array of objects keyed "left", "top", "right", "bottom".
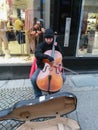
[
  {"left": 0, "top": 0, "right": 47, "bottom": 64},
  {"left": 78, "top": 0, "right": 98, "bottom": 56},
  {"left": 0, "top": 0, "right": 41, "bottom": 64}
]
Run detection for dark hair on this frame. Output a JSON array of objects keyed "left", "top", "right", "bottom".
[{"left": 44, "top": 28, "right": 54, "bottom": 38}]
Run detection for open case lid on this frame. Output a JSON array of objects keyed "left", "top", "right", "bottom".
[{"left": 0, "top": 92, "right": 77, "bottom": 121}]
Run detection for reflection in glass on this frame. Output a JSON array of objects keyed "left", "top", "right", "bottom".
[
  {"left": 78, "top": 0, "right": 98, "bottom": 56},
  {"left": 0, "top": 0, "right": 46, "bottom": 64}
]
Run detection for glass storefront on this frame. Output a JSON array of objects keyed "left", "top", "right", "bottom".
[
  {"left": 77, "top": 0, "right": 98, "bottom": 57},
  {"left": 0, "top": 0, "right": 45, "bottom": 64},
  {"left": 2, "top": 0, "right": 97, "bottom": 79},
  {"left": 2, "top": 0, "right": 98, "bottom": 64}
]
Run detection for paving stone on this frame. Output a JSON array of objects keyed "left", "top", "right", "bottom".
[
  {"left": 71, "top": 74, "right": 98, "bottom": 87},
  {"left": 0, "top": 81, "right": 8, "bottom": 89},
  {"left": 0, "top": 75, "right": 98, "bottom": 130}
]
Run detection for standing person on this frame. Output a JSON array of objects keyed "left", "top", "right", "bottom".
[
  {"left": 14, "top": 16, "right": 24, "bottom": 44},
  {"left": 93, "top": 24, "right": 98, "bottom": 48},
  {"left": 30, "top": 20, "right": 45, "bottom": 53},
  {"left": 33, "top": 17, "right": 38, "bottom": 25},
  {"left": 7, "top": 17, "right": 15, "bottom": 41},
  {"left": 0, "top": 20, "right": 10, "bottom": 58},
  {"left": 31, "top": 28, "right": 66, "bottom": 97},
  {"left": 80, "top": 12, "right": 88, "bottom": 51}
]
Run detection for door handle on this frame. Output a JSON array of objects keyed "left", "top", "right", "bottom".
[{"left": 64, "top": 17, "right": 71, "bottom": 47}]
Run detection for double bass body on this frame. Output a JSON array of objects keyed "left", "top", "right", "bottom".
[{"left": 36, "top": 50, "right": 63, "bottom": 92}]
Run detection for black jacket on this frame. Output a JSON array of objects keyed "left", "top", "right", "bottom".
[{"left": 35, "top": 41, "right": 62, "bottom": 69}]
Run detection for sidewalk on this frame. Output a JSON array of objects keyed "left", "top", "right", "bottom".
[{"left": 0, "top": 73, "right": 98, "bottom": 130}]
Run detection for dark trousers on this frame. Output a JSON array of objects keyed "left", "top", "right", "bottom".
[
  {"left": 16, "top": 31, "right": 23, "bottom": 44},
  {"left": 31, "top": 68, "right": 42, "bottom": 97}
]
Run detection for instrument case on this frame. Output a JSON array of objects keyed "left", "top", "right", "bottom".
[{"left": 0, "top": 92, "right": 80, "bottom": 130}]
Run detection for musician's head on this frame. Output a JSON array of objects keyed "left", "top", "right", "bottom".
[{"left": 44, "top": 28, "right": 54, "bottom": 44}]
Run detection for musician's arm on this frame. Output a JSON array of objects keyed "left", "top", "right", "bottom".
[{"left": 35, "top": 43, "right": 53, "bottom": 61}]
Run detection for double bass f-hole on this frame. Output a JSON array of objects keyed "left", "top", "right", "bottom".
[
  {"left": 42, "top": 65, "right": 49, "bottom": 72},
  {"left": 42, "top": 64, "right": 60, "bottom": 74}
]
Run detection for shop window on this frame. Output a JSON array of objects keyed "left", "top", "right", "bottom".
[
  {"left": 77, "top": 0, "right": 98, "bottom": 56},
  {"left": 0, "top": 0, "right": 45, "bottom": 64}
]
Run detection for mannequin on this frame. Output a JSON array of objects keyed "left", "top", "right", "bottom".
[
  {"left": 0, "top": 20, "right": 10, "bottom": 58},
  {"left": 93, "top": 24, "right": 98, "bottom": 48}
]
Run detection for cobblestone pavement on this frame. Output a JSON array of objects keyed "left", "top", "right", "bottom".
[
  {"left": 0, "top": 79, "right": 35, "bottom": 130},
  {"left": 0, "top": 77, "right": 73, "bottom": 130},
  {"left": 0, "top": 74, "right": 98, "bottom": 130}
]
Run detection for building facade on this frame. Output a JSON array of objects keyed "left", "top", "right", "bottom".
[
  {"left": 0, "top": 0, "right": 98, "bottom": 79},
  {"left": 50, "top": 0, "right": 98, "bottom": 73}
]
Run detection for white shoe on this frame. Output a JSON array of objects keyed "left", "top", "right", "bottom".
[
  {"left": 5, "top": 54, "right": 11, "bottom": 58},
  {"left": 4, "top": 49, "right": 11, "bottom": 58}
]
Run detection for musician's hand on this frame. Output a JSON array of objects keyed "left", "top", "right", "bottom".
[
  {"left": 54, "top": 42, "right": 57, "bottom": 46},
  {"left": 48, "top": 56, "right": 54, "bottom": 62}
]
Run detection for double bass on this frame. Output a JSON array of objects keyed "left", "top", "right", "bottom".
[{"left": 36, "top": 34, "right": 63, "bottom": 92}]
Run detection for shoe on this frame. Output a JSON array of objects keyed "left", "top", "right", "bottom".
[
  {"left": 35, "top": 94, "right": 43, "bottom": 98},
  {"left": 4, "top": 54, "right": 11, "bottom": 58},
  {"left": 4, "top": 49, "right": 11, "bottom": 58}
]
